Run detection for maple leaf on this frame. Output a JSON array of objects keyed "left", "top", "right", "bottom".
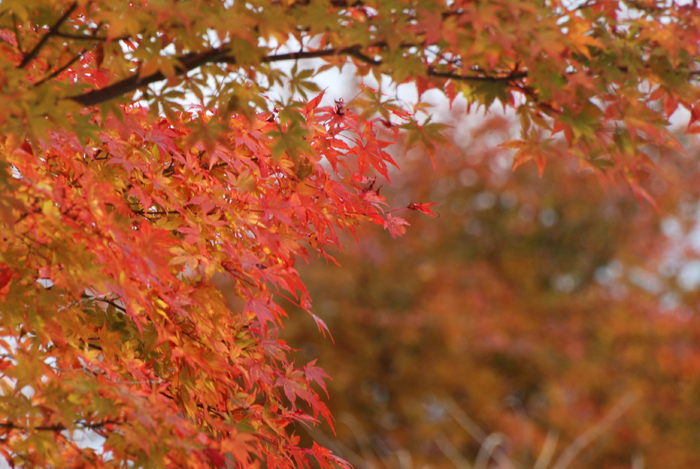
[
  {"left": 503, "top": 129, "right": 558, "bottom": 177},
  {"left": 0, "top": 264, "right": 11, "bottom": 302},
  {"left": 203, "top": 449, "right": 227, "bottom": 468},
  {"left": 305, "top": 359, "right": 331, "bottom": 398},
  {"left": 310, "top": 313, "right": 333, "bottom": 340},
  {"left": 384, "top": 214, "right": 410, "bottom": 238},
  {"left": 407, "top": 202, "right": 439, "bottom": 217},
  {"left": 402, "top": 118, "right": 451, "bottom": 164},
  {"left": 3, "top": 1, "right": 700, "bottom": 467}
]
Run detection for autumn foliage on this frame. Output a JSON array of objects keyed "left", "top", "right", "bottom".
[
  {"left": 0, "top": 95, "right": 414, "bottom": 466},
  {"left": 1, "top": 0, "right": 700, "bottom": 467},
  {"left": 283, "top": 115, "right": 700, "bottom": 468}
]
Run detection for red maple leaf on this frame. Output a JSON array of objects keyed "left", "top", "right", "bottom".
[
  {"left": 407, "top": 202, "right": 439, "bottom": 217},
  {"left": 0, "top": 264, "right": 11, "bottom": 302}
]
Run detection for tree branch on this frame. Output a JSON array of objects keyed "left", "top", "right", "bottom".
[
  {"left": 550, "top": 394, "right": 636, "bottom": 469},
  {"left": 69, "top": 46, "right": 232, "bottom": 106},
  {"left": 33, "top": 49, "right": 86, "bottom": 87},
  {"left": 67, "top": 44, "right": 528, "bottom": 107},
  {"left": 53, "top": 31, "right": 127, "bottom": 42},
  {"left": 34, "top": 23, "right": 105, "bottom": 87},
  {"left": 428, "top": 69, "right": 527, "bottom": 83},
  {"left": 0, "top": 419, "right": 119, "bottom": 433},
  {"left": 11, "top": 14, "right": 23, "bottom": 54},
  {"left": 17, "top": 2, "right": 78, "bottom": 69},
  {"left": 82, "top": 295, "right": 127, "bottom": 313}
]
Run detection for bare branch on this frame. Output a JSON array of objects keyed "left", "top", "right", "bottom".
[
  {"left": 474, "top": 433, "right": 508, "bottom": 469},
  {"left": 85, "top": 296, "right": 127, "bottom": 313},
  {"left": 444, "top": 399, "right": 516, "bottom": 469},
  {"left": 11, "top": 14, "right": 23, "bottom": 54},
  {"left": 435, "top": 433, "right": 474, "bottom": 469},
  {"left": 550, "top": 394, "right": 636, "bottom": 469},
  {"left": 444, "top": 398, "right": 487, "bottom": 442},
  {"left": 532, "top": 430, "right": 558, "bottom": 469}
]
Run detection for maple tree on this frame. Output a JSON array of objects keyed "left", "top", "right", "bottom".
[
  {"left": 283, "top": 115, "right": 700, "bottom": 468},
  {"left": 1, "top": 0, "right": 700, "bottom": 467}
]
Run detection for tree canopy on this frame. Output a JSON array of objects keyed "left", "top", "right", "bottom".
[
  {"left": 1, "top": 0, "right": 700, "bottom": 467},
  {"left": 282, "top": 114, "right": 700, "bottom": 468}
]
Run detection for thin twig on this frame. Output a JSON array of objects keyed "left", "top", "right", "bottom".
[
  {"left": 428, "top": 69, "right": 527, "bottom": 83},
  {"left": 33, "top": 49, "right": 86, "bottom": 87},
  {"left": 83, "top": 295, "right": 127, "bottom": 313},
  {"left": 18, "top": 2, "right": 78, "bottom": 69},
  {"left": 339, "top": 413, "right": 378, "bottom": 466},
  {"left": 631, "top": 452, "right": 644, "bottom": 469},
  {"left": 550, "top": 394, "right": 636, "bottom": 469},
  {"left": 0, "top": 419, "right": 119, "bottom": 433},
  {"left": 302, "top": 425, "right": 367, "bottom": 469},
  {"left": 35, "top": 22, "right": 105, "bottom": 87},
  {"left": 53, "top": 31, "right": 128, "bottom": 42},
  {"left": 435, "top": 433, "right": 473, "bottom": 469},
  {"left": 532, "top": 430, "right": 558, "bottom": 469},
  {"left": 444, "top": 398, "right": 487, "bottom": 442},
  {"left": 11, "top": 14, "right": 23, "bottom": 54},
  {"left": 474, "top": 433, "right": 508, "bottom": 469},
  {"left": 444, "top": 399, "right": 516, "bottom": 469}
]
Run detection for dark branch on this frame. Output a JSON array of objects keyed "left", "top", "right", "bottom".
[
  {"left": 428, "top": 69, "right": 528, "bottom": 83},
  {"left": 34, "top": 49, "right": 86, "bottom": 87},
  {"left": 67, "top": 44, "right": 528, "bottom": 107},
  {"left": 53, "top": 31, "right": 127, "bottom": 42},
  {"left": 11, "top": 14, "right": 23, "bottom": 54},
  {"left": 0, "top": 419, "right": 119, "bottom": 433},
  {"left": 83, "top": 295, "right": 127, "bottom": 313},
  {"left": 346, "top": 49, "right": 382, "bottom": 66},
  {"left": 69, "top": 46, "right": 232, "bottom": 106},
  {"left": 18, "top": 2, "right": 78, "bottom": 69},
  {"left": 258, "top": 45, "right": 380, "bottom": 65},
  {"left": 34, "top": 23, "right": 104, "bottom": 87}
]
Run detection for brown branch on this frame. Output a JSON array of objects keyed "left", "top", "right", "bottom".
[
  {"left": 33, "top": 49, "right": 86, "bottom": 87},
  {"left": 69, "top": 46, "right": 232, "bottom": 106},
  {"left": 159, "top": 390, "right": 227, "bottom": 420},
  {"left": 35, "top": 23, "right": 106, "bottom": 87},
  {"left": 0, "top": 419, "right": 119, "bottom": 433},
  {"left": 513, "top": 82, "right": 561, "bottom": 115},
  {"left": 11, "top": 14, "right": 23, "bottom": 54},
  {"left": 428, "top": 69, "right": 528, "bottom": 83},
  {"left": 68, "top": 43, "right": 528, "bottom": 107},
  {"left": 550, "top": 394, "right": 636, "bottom": 469},
  {"left": 329, "top": 0, "right": 366, "bottom": 7},
  {"left": 258, "top": 45, "right": 381, "bottom": 66},
  {"left": 130, "top": 209, "right": 181, "bottom": 217},
  {"left": 17, "top": 2, "right": 78, "bottom": 69},
  {"left": 82, "top": 294, "right": 127, "bottom": 313},
  {"left": 346, "top": 49, "right": 382, "bottom": 66},
  {"left": 53, "top": 31, "right": 128, "bottom": 42}
]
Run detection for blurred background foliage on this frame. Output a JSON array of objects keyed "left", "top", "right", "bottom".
[{"left": 223, "top": 111, "right": 700, "bottom": 468}]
